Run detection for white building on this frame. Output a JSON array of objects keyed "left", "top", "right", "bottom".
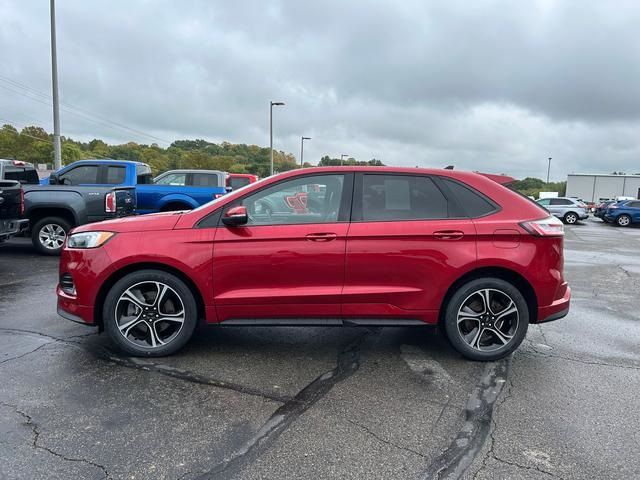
[{"left": 566, "top": 174, "right": 640, "bottom": 203}]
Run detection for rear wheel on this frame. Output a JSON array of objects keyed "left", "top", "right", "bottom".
[
  {"left": 616, "top": 214, "right": 631, "bottom": 227},
  {"left": 443, "top": 278, "right": 529, "bottom": 361},
  {"left": 563, "top": 212, "right": 578, "bottom": 224},
  {"left": 103, "top": 270, "right": 198, "bottom": 356},
  {"left": 31, "top": 216, "right": 72, "bottom": 255}
]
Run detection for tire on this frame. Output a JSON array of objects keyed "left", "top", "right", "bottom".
[
  {"left": 616, "top": 214, "right": 631, "bottom": 227},
  {"left": 31, "top": 216, "right": 72, "bottom": 256},
  {"left": 103, "top": 270, "right": 198, "bottom": 357},
  {"left": 443, "top": 278, "right": 529, "bottom": 361},
  {"left": 563, "top": 212, "right": 578, "bottom": 224}
]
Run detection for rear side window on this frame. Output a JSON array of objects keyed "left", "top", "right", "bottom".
[
  {"left": 60, "top": 165, "right": 99, "bottom": 185},
  {"left": 105, "top": 166, "right": 126, "bottom": 184},
  {"left": 361, "top": 174, "right": 449, "bottom": 221},
  {"left": 440, "top": 178, "right": 497, "bottom": 217},
  {"left": 229, "top": 177, "right": 251, "bottom": 190},
  {"left": 192, "top": 173, "right": 221, "bottom": 187}
]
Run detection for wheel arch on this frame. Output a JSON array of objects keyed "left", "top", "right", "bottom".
[
  {"left": 439, "top": 267, "right": 539, "bottom": 325},
  {"left": 93, "top": 262, "right": 206, "bottom": 329}
]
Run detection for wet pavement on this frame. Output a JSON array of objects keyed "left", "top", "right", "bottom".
[{"left": 0, "top": 218, "right": 638, "bottom": 479}]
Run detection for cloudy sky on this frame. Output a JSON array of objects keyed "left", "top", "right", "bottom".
[{"left": 1, "top": 0, "right": 639, "bottom": 180}]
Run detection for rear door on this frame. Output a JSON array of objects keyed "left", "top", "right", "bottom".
[{"left": 343, "top": 173, "right": 477, "bottom": 320}]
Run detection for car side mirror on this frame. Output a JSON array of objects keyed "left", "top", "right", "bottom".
[
  {"left": 222, "top": 205, "right": 248, "bottom": 226},
  {"left": 49, "top": 173, "right": 60, "bottom": 185}
]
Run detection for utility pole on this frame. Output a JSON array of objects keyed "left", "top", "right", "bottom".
[
  {"left": 50, "top": 0, "right": 61, "bottom": 169},
  {"left": 547, "top": 157, "right": 552, "bottom": 184},
  {"left": 300, "top": 136, "right": 311, "bottom": 167},
  {"left": 340, "top": 154, "right": 348, "bottom": 166},
  {"left": 269, "top": 101, "right": 284, "bottom": 176}
]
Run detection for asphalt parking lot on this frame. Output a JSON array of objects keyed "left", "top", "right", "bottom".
[{"left": 1, "top": 218, "right": 639, "bottom": 480}]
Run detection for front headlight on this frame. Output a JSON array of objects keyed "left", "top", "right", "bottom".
[{"left": 66, "top": 231, "right": 115, "bottom": 249}]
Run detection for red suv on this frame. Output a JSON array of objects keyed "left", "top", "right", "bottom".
[{"left": 57, "top": 167, "right": 570, "bottom": 361}]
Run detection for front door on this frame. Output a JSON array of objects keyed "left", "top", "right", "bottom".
[{"left": 213, "top": 173, "right": 353, "bottom": 322}]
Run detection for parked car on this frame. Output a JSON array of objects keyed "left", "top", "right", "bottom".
[
  {"left": 594, "top": 200, "right": 616, "bottom": 220},
  {"left": 0, "top": 161, "right": 28, "bottom": 242},
  {"left": 57, "top": 167, "right": 570, "bottom": 361},
  {"left": 43, "top": 160, "right": 228, "bottom": 214},
  {"left": 0, "top": 159, "right": 41, "bottom": 185},
  {"left": 227, "top": 173, "right": 258, "bottom": 190},
  {"left": 604, "top": 200, "right": 640, "bottom": 227},
  {"left": 154, "top": 169, "right": 226, "bottom": 188},
  {"left": 536, "top": 197, "right": 589, "bottom": 224}
]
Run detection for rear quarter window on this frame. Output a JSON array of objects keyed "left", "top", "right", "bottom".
[{"left": 440, "top": 178, "right": 498, "bottom": 217}]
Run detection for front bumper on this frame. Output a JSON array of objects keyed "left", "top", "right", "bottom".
[
  {"left": 0, "top": 218, "right": 28, "bottom": 240},
  {"left": 57, "top": 286, "right": 96, "bottom": 325}
]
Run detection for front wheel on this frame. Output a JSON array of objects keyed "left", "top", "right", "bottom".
[
  {"left": 103, "top": 270, "right": 198, "bottom": 356},
  {"left": 31, "top": 216, "right": 72, "bottom": 255},
  {"left": 443, "top": 278, "right": 529, "bottom": 361},
  {"left": 616, "top": 215, "right": 631, "bottom": 227},
  {"left": 563, "top": 212, "right": 578, "bottom": 224}
]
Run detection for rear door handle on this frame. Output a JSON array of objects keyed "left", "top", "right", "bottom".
[
  {"left": 306, "top": 232, "right": 338, "bottom": 242},
  {"left": 434, "top": 230, "right": 464, "bottom": 240}
]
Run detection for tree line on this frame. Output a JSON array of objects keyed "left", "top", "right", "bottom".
[
  {"left": 1, "top": 123, "right": 570, "bottom": 197},
  {"left": 0, "top": 124, "right": 385, "bottom": 177}
]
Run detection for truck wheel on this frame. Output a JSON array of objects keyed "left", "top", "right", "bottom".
[
  {"left": 31, "top": 217, "right": 72, "bottom": 255},
  {"left": 103, "top": 270, "right": 198, "bottom": 357}
]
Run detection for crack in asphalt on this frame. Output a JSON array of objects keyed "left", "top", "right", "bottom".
[
  {"left": 191, "top": 329, "right": 379, "bottom": 480},
  {"left": 95, "top": 351, "right": 292, "bottom": 403},
  {"left": 0, "top": 327, "right": 291, "bottom": 403},
  {"left": 421, "top": 357, "right": 511, "bottom": 480},
  {"left": 344, "top": 417, "right": 427, "bottom": 459},
  {"left": 0, "top": 401, "right": 109, "bottom": 479}
]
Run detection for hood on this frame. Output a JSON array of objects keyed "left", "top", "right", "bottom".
[{"left": 73, "top": 211, "right": 183, "bottom": 234}]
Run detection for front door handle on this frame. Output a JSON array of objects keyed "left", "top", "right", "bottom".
[
  {"left": 434, "top": 230, "right": 464, "bottom": 240},
  {"left": 306, "top": 232, "right": 338, "bottom": 242}
]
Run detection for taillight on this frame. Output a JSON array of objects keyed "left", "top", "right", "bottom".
[
  {"left": 105, "top": 191, "right": 116, "bottom": 213},
  {"left": 19, "top": 188, "right": 24, "bottom": 216},
  {"left": 520, "top": 216, "right": 564, "bottom": 237}
]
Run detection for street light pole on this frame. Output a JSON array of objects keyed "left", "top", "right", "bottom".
[
  {"left": 300, "top": 136, "right": 311, "bottom": 167},
  {"left": 547, "top": 157, "right": 552, "bottom": 184},
  {"left": 340, "top": 154, "right": 348, "bottom": 166},
  {"left": 269, "top": 101, "right": 285, "bottom": 176},
  {"left": 50, "top": 0, "right": 61, "bottom": 169}
]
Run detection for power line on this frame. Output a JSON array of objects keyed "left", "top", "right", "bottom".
[{"left": 0, "top": 75, "right": 172, "bottom": 145}]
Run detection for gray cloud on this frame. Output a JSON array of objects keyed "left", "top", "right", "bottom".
[{"left": 1, "top": 0, "right": 640, "bottom": 179}]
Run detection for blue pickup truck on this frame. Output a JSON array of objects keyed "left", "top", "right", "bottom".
[{"left": 42, "top": 160, "right": 227, "bottom": 214}]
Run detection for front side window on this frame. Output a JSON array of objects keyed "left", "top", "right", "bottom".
[
  {"left": 155, "top": 173, "right": 187, "bottom": 186},
  {"left": 239, "top": 174, "right": 345, "bottom": 226},
  {"left": 60, "top": 165, "right": 99, "bottom": 185},
  {"left": 550, "top": 198, "right": 572, "bottom": 206},
  {"left": 361, "top": 174, "right": 448, "bottom": 221}
]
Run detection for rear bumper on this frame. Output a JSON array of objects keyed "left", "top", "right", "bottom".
[
  {"left": 579, "top": 212, "right": 589, "bottom": 220},
  {"left": 537, "top": 284, "right": 571, "bottom": 323}
]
